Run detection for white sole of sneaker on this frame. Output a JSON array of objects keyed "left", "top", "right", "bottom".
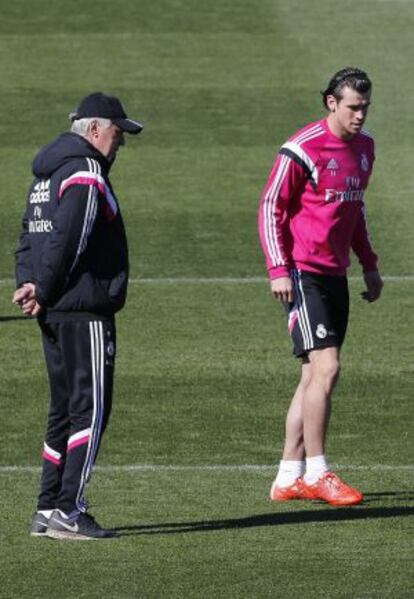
[
  {"left": 46, "top": 528, "right": 118, "bottom": 540},
  {"left": 46, "top": 528, "right": 99, "bottom": 541}
]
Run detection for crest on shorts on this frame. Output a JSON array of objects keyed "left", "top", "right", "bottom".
[{"left": 316, "top": 324, "right": 327, "bottom": 339}]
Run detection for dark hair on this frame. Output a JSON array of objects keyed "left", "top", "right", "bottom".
[{"left": 321, "top": 67, "right": 372, "bottom": 109}]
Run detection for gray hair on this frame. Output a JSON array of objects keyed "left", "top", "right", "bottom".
[{"left": 70, "top": 116, "right": 112, "bottom": 137}]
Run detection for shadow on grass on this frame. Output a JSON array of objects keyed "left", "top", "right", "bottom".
[
  {"left": 364, "top": 491, "right": 414, "bottom": 501},
  {"left": 0, "top": 315, "right": 31, "bottom": 322},
  {"left": 114, "top": 505, "right": 414, "bottom": 536}
]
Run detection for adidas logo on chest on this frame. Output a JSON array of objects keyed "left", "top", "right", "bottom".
[{"left": 327, "top": 158, "right": 339, "bottom": 172}]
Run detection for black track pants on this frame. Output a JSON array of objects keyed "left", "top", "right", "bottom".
[{"left": 37, "top": 318, "right": 115, "bottom": 515}]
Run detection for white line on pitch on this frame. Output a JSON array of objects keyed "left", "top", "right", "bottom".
[
  {"left": 0, "top": 463, "right": 413, "bottom": 474},
  {"left": 1, "top": 275, "right": 413, "bottom": 286}
]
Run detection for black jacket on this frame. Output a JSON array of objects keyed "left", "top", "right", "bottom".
[{"left": 15, "top": 133, "right": 129, "bottom": 321}]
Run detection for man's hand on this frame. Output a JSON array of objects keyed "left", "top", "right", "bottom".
[
  {"left": 13, "top": 283, "right": 35, "bottom": 306},
  {"left": 21, "top": 298, "right": 42, "bottom": 316},
  {"left": 270, "top": 276, "right": 294, "bottom": 304},
  {"left": 361, "top": 270, "right": 383, "bottom": 303},
  {"left": 12, "top": 283, "right": 42, "bottom": 316}
]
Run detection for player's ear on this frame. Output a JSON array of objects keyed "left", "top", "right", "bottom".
[{"left": 326, "top": 95, "right": 337, "bottom": 113}]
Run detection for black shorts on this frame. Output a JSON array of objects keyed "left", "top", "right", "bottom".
[{"left": 286, "top": 270, "right": 349, "bottom": 358}]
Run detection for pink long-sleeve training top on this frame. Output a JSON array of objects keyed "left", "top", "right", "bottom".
[{"left": 258, "top": 118, "right": 378, "bottom": 280}]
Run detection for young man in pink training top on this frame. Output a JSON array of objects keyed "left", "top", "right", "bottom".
[{"left": 258, "top": 67, "right": 383, "bottom": 506}]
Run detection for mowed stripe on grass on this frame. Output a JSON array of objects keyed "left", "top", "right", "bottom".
[
  {"left": 1, "top": 275, "right": 414, "bottom": 286},
  {"left": 1, "top": 463, "right": 413, "bottom": 473}
]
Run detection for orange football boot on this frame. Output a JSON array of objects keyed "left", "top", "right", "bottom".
[
  {"left": 301, "top": 471, "right": 363, "bottom": 506},
  {"left": 269, "top": 477, "right": 309, "bottom": 501}
]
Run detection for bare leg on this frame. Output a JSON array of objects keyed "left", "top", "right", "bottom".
[
  {"left": 303, "top": 347, "right": 340, "bottom": 457},
  {"left": 282, "top": 361, "right": 311, "bottom": 461}
]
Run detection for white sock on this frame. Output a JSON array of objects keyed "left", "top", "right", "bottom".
[
  {"left": 304, "top": 455, "right": 329, "bottom": 485},
  {"left": 38, "top": 509, "right": 53, "bottom": 518},
  {"left": 275, "top": 460, "right": 305, "bottom": 487}
]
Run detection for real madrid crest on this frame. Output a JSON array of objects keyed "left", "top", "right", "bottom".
[
  {"left": 316, "top": 324, "right": 327, "bottom": 339},
  {"left": 105, "top": 340, "right": 115, "bottom": 366}
]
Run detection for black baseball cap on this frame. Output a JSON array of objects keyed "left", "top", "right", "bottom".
[{"left": 70, "top": 92, "right": 143, "bottom": 134}]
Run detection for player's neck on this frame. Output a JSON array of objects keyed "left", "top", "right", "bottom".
[{"left": 326, "top": 115, "right": 355, "bottom": 141}]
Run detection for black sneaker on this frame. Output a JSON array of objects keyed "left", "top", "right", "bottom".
[
  {"left": 46, "top": 510, "right": 118, "bottom": 541},
  {"left": 29, "top": 512, "right": 50, "bottom": 537}
]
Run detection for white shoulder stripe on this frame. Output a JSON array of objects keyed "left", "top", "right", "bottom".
[
  {"left": 281, "top": 141, "right": 319, "bottom": 185},
  {"left": 360, "top": 129, "right": 374, "bottom": 139},
  {"left": 293, "top": 125, "right": 324, "bottom": 145},
  {"left": 89, "top": 158, "right": 102, "bottom": 174},
  {"left": 295, "top": 128, "right": 324, "bottom": 147}
]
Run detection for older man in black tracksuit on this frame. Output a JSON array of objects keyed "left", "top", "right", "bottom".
[{"left": 13, "top": 93, "right": 143, "bottom": 540}]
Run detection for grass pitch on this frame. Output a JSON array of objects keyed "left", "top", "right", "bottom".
[{"left": 0, "top": 1, "right": 413, "bottom": 598}]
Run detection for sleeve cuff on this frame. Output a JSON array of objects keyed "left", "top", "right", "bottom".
[
  {"left": 362, "top": 258, "right": 379, "bottom": 273},
  {"left": 269, "top": 266, "right": 290, "bottom": 280}
]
